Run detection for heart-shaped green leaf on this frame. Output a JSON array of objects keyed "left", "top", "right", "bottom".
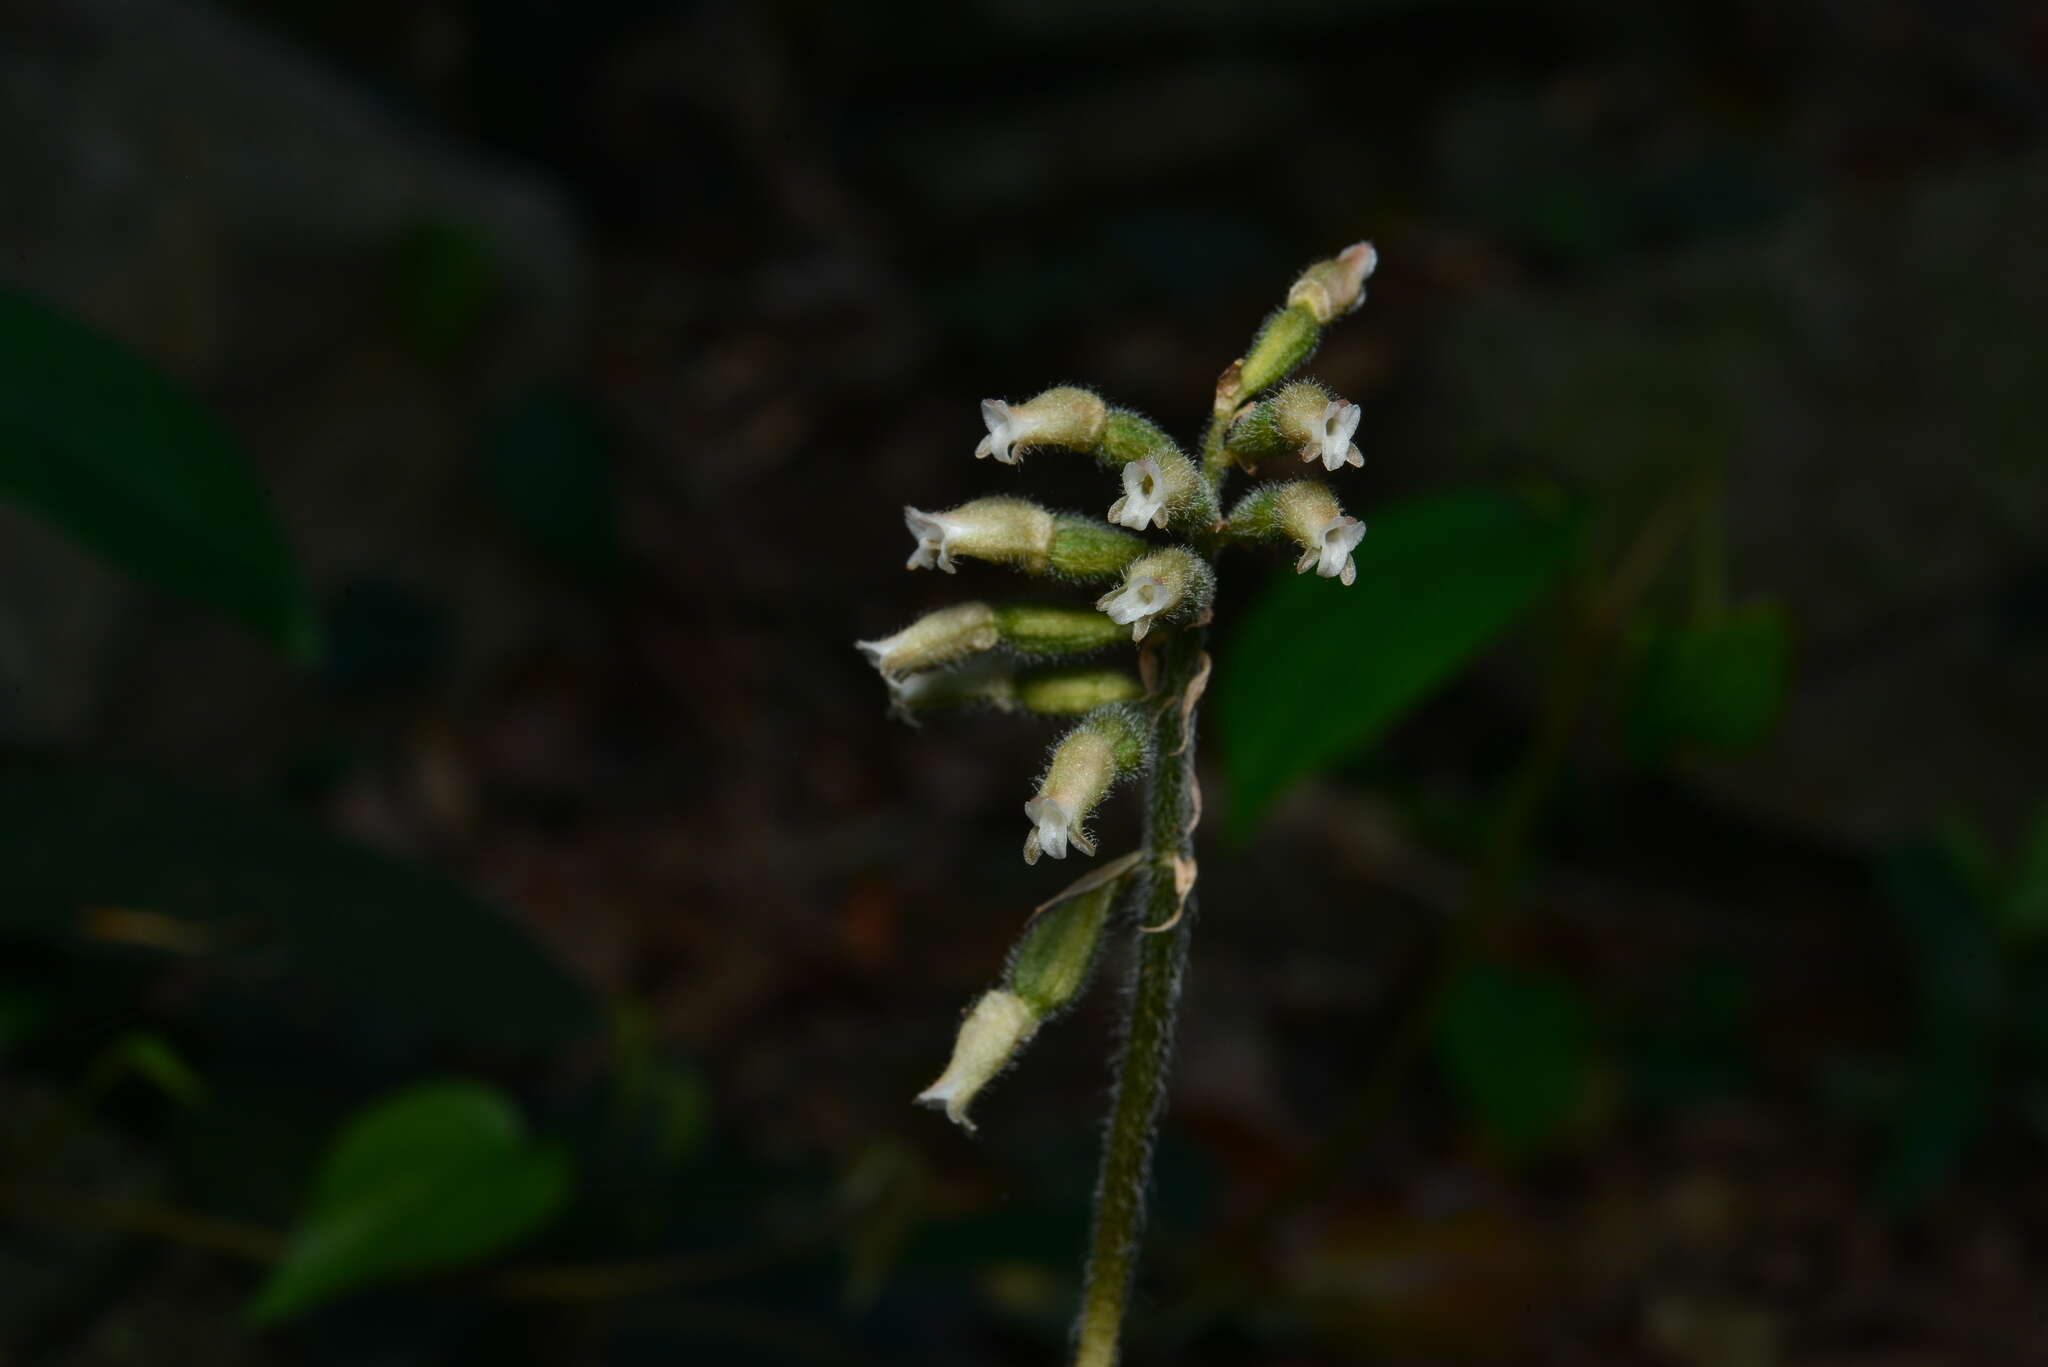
[{"left": 249, "top": 1081, "right": 572, "bottom": 1323}]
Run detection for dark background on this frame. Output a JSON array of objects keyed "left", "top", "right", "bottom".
[{"left": 3, "top": 0, "right": 2046, "bottom": 1362}]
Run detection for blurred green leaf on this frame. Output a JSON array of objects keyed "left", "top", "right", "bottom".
[
  {"left": 2000, "top": 801, "right": 2048, "bottom": 945},
  {"left": 0, "top": 289, "right": 317, "bottom": 659},
  {"left": 107, "top": 1031, "right": 206, "bottom": 1108},
  {"left": 1876, "top": 846, "right": 1999, "bottom": 1210},
  {"left": 250, "top": 1080, "right": 571, "bottom": 1322},
  {"left": 0, "top": 987, "right": 47, "bottom": 1055},
  {"left": 1627, "top": 952, "right": 1754, "bottom": 1109},
  {"left": 1625, "top": 602, "right": 1789, "bottom": 760},
  {"left": 1216, "top": 489, "right": 1579, "bottom": 836},
  {"left": 1435, "top": 957, "right": 1596, "bottom": 1158},
  {"left": 392, "top": 220, "right": 497, "bottom": 363},
  {"left": 477, "top": 390, "right": 622, "bottom": 580},
  {"left": 0, "top": 762, "right": 599, "bottom": 1049}
]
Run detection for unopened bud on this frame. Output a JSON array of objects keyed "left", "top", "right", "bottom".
[
  {"left": 917, "top": 989, "right": 1038, "bottom": 1131},
  {"left": 857, "top": 602, "right": 1000, "bottom": 681},
  {"left": 975, "top": 387, "right": 1108, "bottom": 465},
  {"left": 1093, "top": 547, "right": 1214, "bottom": 643},
  {"left": 1286, "top": 241, "right": 1378, "bottom": 325},
  {"left": 1023, "top": 704, "right": 1147, "bottom": 864},
  {"left": 904, "top": 497, "right": 1056, "bottom": 574}
]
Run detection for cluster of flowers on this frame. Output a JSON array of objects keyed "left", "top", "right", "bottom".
[{"left": 856, "top": 242, "right": 1380, "bottom": 1129}]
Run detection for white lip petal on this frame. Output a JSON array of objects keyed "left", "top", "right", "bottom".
[
  {"left": 1317, "top": 400, "right": 1362, "bottom": 472},
  {"left": 1023, "top": 796, "right": 1074, "bottom": 860},
  {"left": 1315, "top": 515, "right": 1366, "bottom": 581},
  {"left": 974, "top": 398, "right": 1040, "bottom": 465},
  {"left": 903, "top": 506, "right": 958, "bottom": 572},
  {"left": 1110, "top": 458, "right": 1167, "bottom": 530},
  {"left": 854, "top": 631, "right": 904, "bottom": 674},
  {"left": 1098, "top": 577, "right": 1164, "bottom": 626}
]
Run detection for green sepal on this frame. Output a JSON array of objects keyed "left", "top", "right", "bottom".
[
  {"left": 1049, "top": 516, "right": 1148, "bottom": 580},
  {"left": 1235, "top": 305, "right": 1321, "bottom": 400},
  {"left": 994, "top": 604, "right": 1129, "bottom": 655},
  {"left": 1015, "top": 667, "right": 1145, "bottom": 715},
  {"left": 1078, "top": 702, "right": 1151, "bottom": 774},
  {"left": 1006, "top": 878, "right": 1123, "bottom": 1017},
  {"left": 1097, "top": 411, "right": 1179, "bottom": 468}
]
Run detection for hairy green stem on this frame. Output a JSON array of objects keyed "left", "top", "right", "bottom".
[{"left": 1074, "top": 626, "right": 1204, "bottom": 1367}]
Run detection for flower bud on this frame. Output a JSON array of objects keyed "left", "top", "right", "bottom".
[
  {"left": 1023, "top": 704, "right": 1147, "bottom": 864},
  {"left": 1047, "top": 515, "right": 1148, "bottom": 580},
  {"left": 1227, "top": 381, "right": 1363, "bottom": 473},
  {"left": 856, "top": 602, "right": 1001, "bottom": 681},
  {"left": 1286, "top": 241, "right": 1378, "bottom": 325},
  {"left": 975, "top": 387, "right": 1108, "bottom": 465},
  {"left": 904, "top": 497, "right": 1056, "bottom": 574},
  {"left": 916, "top": 989, "right": 1038, "bottom": 1130},
  {"left": 1226, "top": 481, "right": 1365, "bottom": 586},
  {"left": 1093, "top": 547, "right": 1214, "bottom": 642}
]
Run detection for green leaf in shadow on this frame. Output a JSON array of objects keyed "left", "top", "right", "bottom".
[
  {"left": 1624, "top": 601, "right": 1790, "bottom": 760},
  {"left": 1435, "top": 957, "right": 1596, "bottom": 1158},
  {"left": 1216, "top": 488, "right": 1579, "bottom": 837},
  {"left": 0, "top": 762, "right": 598, "bottom": 1049},
  {"left": 0, "top": 290, "right": 316, "bottom": 659},
  {"left": 249, "top": 1080, "right": 572, "bottom": 1323}
]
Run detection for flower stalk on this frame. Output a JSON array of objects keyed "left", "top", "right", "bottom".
[{"left": 859, "top": 239, "right": 1381, "bottom": 1367}]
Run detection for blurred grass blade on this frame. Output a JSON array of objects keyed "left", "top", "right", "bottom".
[
  {"left": 1216, "top": 488, "right": 1579, "bottom": 836},
  {"left": 0, "top": 762, "right": 599, "bottom": 1049},
  {"left": 107, "top": 1031, "right": 207, "bottom": 1108},
  {"left": 249, "top": 1081, "right": 572, "bottom": 1322},
  {"left": 1625, "top": 601, "right": 1790, "bottom": 761},
  {"left": 2000, "top": 800, "right": 2048, "bottom": 945},
  {"left": 0, "top": 290, "right": 316, "bottom": 659},
  {"left": 1435, "top": 957, "right": 1596, "bottom": 1158}
]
